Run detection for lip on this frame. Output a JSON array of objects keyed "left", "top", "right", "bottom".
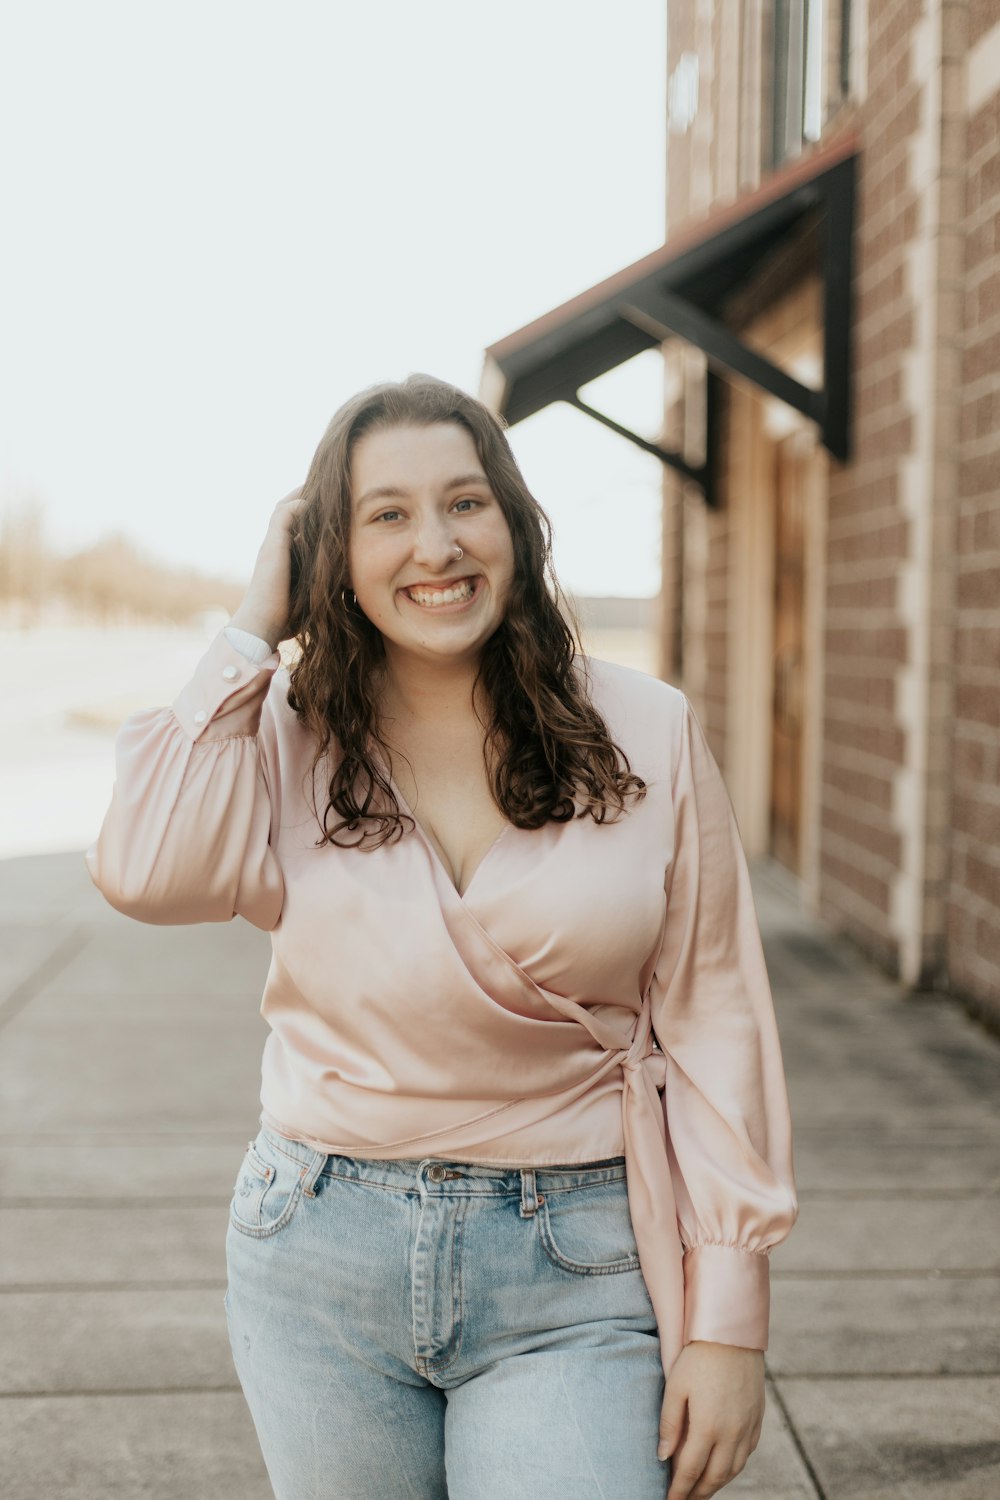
[{"left": 399, "top": 575, "right": 483, "bottom": 611}]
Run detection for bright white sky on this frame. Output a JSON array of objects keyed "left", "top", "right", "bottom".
[{"left": 1, "top": 1, "right": 667, "bottom": 598}]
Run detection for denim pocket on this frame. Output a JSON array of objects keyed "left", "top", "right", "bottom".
[
  {"left": 229, "top": 1131, "right": 308, "bottom": 1240},
  {"left": 536, "top": 1177, "right": 643, "bottom": 1276}
]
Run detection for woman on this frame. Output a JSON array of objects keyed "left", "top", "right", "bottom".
[{"left": 87, "top": 374, "right": 799, "bottom": 1500}]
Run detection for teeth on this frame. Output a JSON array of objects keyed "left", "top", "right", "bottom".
[{"left": 406, "top": 579, "right": 475, "bottom": 608}]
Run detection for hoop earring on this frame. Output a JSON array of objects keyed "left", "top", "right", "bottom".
[{"left": 341, "top": 587, "right": 357, "bottom": 610}]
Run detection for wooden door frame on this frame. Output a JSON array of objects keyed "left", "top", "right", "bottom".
[{"left": 727, "top": 344, "right": 827, "bottom": 912}]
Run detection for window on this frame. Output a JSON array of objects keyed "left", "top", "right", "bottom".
[{"left": 766, "top": 0, "right": 825, "bottom": 169}]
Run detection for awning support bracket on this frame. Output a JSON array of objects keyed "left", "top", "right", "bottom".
[
  {"left": 617, "top": 291, "right": 824, "bottom": 425},
  {"left": 564, "top": 389, "right": 719, "bottom": 507},
  {"left": 484, "top": 142, "right": 857, "bottom": 506}
]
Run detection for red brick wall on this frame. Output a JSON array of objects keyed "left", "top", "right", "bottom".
[
  {"left": 663, "top": 1, "right": 1000, "bottom": 1006},
  {"left": 817, "top": 2, "right": 925, "bottom": 970},
  {"left": 950, "top": 72, "right": 1000, "bottom": 1011},
  {"left": 970, "top": 1, "right": 999, "bottom": 48}
]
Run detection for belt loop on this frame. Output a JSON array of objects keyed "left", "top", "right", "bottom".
[
  {"left": 520, "top": 1167, "right": 544, "bottom": 1218},
  {"left": 300, "top": 1148, "right": 327, "bottom": 1199}
]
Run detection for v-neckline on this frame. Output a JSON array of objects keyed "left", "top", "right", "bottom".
[{"left": 369, "top": 743, "right": 512, "bottom": 902}]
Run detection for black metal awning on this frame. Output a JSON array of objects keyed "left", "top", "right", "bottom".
[{"left": 480, "top": 131, "right": 858, "bottom": 507}]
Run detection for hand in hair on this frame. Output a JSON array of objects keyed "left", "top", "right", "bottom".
[{"left": 229, "top": 487, "right": 306, "bottom": 649}]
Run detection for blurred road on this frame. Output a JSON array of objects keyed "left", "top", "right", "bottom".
[
  {"left": 0, "top": 619, "right": 657, "bottom": 863},
  {"left": 0, "top": 621, "right": 226, "bottom": 860}
]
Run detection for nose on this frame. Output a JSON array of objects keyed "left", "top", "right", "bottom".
[{"left": 411, "top": 514, "right": 463, "bottom": 572}]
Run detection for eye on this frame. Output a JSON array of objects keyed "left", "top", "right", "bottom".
[
  {"left": 373, "top": 508, "right": 402, "bottom": 523},
  {"left": 453, "top": 497, "right": 483, "bottom": 513}
]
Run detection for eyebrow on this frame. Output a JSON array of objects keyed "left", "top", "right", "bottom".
[{"left": 354, "top": 473, "right": 491, "bottom": 510}]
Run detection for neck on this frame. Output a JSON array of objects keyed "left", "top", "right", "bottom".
[{"left": 376, "top": 648, "right": 486, "bottom": 726}]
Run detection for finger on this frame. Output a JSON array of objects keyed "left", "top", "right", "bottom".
[
  {"left": 657, "top": 1388, "right": 688, "bottom": 1460},
  {"left": 731, "top": 1438, "right": 753, "bottom": 1474},
  {"left": 665, "top": 1434, "right": 714, "bottom": 1500},
  {"left": 274, "top": 487, "right": 305, "bottom": 515},
  {"left": 691, "top": 1441, "right": 741, "bottom": 1497}
]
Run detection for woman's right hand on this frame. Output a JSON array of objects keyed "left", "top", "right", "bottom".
[{"left": 228, "top": 487, "right": 307, "bottom": 648}]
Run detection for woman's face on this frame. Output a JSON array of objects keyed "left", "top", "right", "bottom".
[{"left": 347, "top": 422, "right": 516, "bottom": 674}]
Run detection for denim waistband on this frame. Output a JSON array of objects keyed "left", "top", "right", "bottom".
[{"left": 257, "top": 1119, "right": 628, "bottom": 1196}]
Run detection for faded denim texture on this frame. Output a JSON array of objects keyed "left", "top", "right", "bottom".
[{"left": 225, "top": 1123, "right": 671, "bottom": 1499}]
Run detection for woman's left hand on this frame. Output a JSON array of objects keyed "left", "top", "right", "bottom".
[{"left": 658, "top": 1341, "right": 765, "bottom": 1499}]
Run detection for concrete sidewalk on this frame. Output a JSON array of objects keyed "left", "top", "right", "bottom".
[{"left": 1, "top": 851, "right": 997, "bottom": 1499}]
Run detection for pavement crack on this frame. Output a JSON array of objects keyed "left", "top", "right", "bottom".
[{"left": 766, "top": 1370, "right": 828, "bottom": 1498}]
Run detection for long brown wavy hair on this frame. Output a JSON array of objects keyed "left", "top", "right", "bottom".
[{"left": 284, "top": 373, "right": 647, "bottom": 849}]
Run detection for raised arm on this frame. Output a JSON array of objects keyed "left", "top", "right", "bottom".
[
  {"left": 649, "top": 694, "right": 799, "bottom": 1354},
  {"left": 85, "top": 489, "right": 305, "bottom": 929},
  {"left": 85, "top": 631, "right": 284, "bottom": 927}
]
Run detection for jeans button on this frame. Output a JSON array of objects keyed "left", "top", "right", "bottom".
[{"left": 427, "top": 1164, "right": 446, "bottom": 1182}]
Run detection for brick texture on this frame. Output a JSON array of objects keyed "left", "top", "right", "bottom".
[
  {"left": 663, "top": 0, "right": 1000, "bottom": 1017},
  {"left": 950, "top": 73, "right": 1000, "bottom": 1008}
]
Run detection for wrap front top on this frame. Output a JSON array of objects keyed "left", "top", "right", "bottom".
[{"left": 85, "top": 627, "right": 799, "bottom": 1383}]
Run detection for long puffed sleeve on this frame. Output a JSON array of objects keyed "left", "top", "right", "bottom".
[
  {"left": 85, "top": 629, "right": 284, "bottom": 929},
  {"left": 649, "top": 694, "right": 799, "bottom": 1352}
]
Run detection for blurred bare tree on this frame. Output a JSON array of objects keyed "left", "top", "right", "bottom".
[
  {"left": 0, "top": 497, "right": 52, "bottom": 625},
  {"left": 0, "top": 496, "right": 243, "bottom": 626}
]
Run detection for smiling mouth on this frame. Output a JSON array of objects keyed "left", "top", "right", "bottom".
[{"left": 401, "top": 576, "right": 480, "bottom": 609}]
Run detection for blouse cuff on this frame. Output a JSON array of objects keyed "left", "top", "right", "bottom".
[
  {"left": 682, "top": 1243, "right": 771, "bottom": 1351},
  {"left": 223, "top": 625, "right": 277, "bottom": 664},
  {"left": 172, "top": 629, "right": 280, "bottom": 742}
]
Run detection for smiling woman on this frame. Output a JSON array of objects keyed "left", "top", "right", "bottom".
[
  {"left": 278, "top": 374, "right": 648, "bottom": 856},
  {"left": 348, "top": 424, "right": 514, "bottom": 667},
  {"left": 86, "top": 371, "right": 799, "bottom": 1500}
]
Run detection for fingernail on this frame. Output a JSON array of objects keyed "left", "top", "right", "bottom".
[{"left": 657, "top": 1444, "right": 669, "bottom": 1462}]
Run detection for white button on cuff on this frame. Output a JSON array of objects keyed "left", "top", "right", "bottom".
[
  {"left": 193, "top": 710, "right": 208, "bottom": 725},
  {"left": 222, "top": 665, "right": 239, "bottom": 680}
]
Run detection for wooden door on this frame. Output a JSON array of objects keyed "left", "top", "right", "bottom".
[{"left": 770, "top": 430, "right": 807, "bottom": 873}]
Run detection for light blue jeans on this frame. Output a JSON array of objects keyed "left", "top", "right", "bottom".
[{"left": 224, "top": 1121, "right": 671, "bottom": 1499}]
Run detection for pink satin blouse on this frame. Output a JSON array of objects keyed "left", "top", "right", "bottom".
[{"left": 85, "top": 627, "right": 799, "bottom": 1383}]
